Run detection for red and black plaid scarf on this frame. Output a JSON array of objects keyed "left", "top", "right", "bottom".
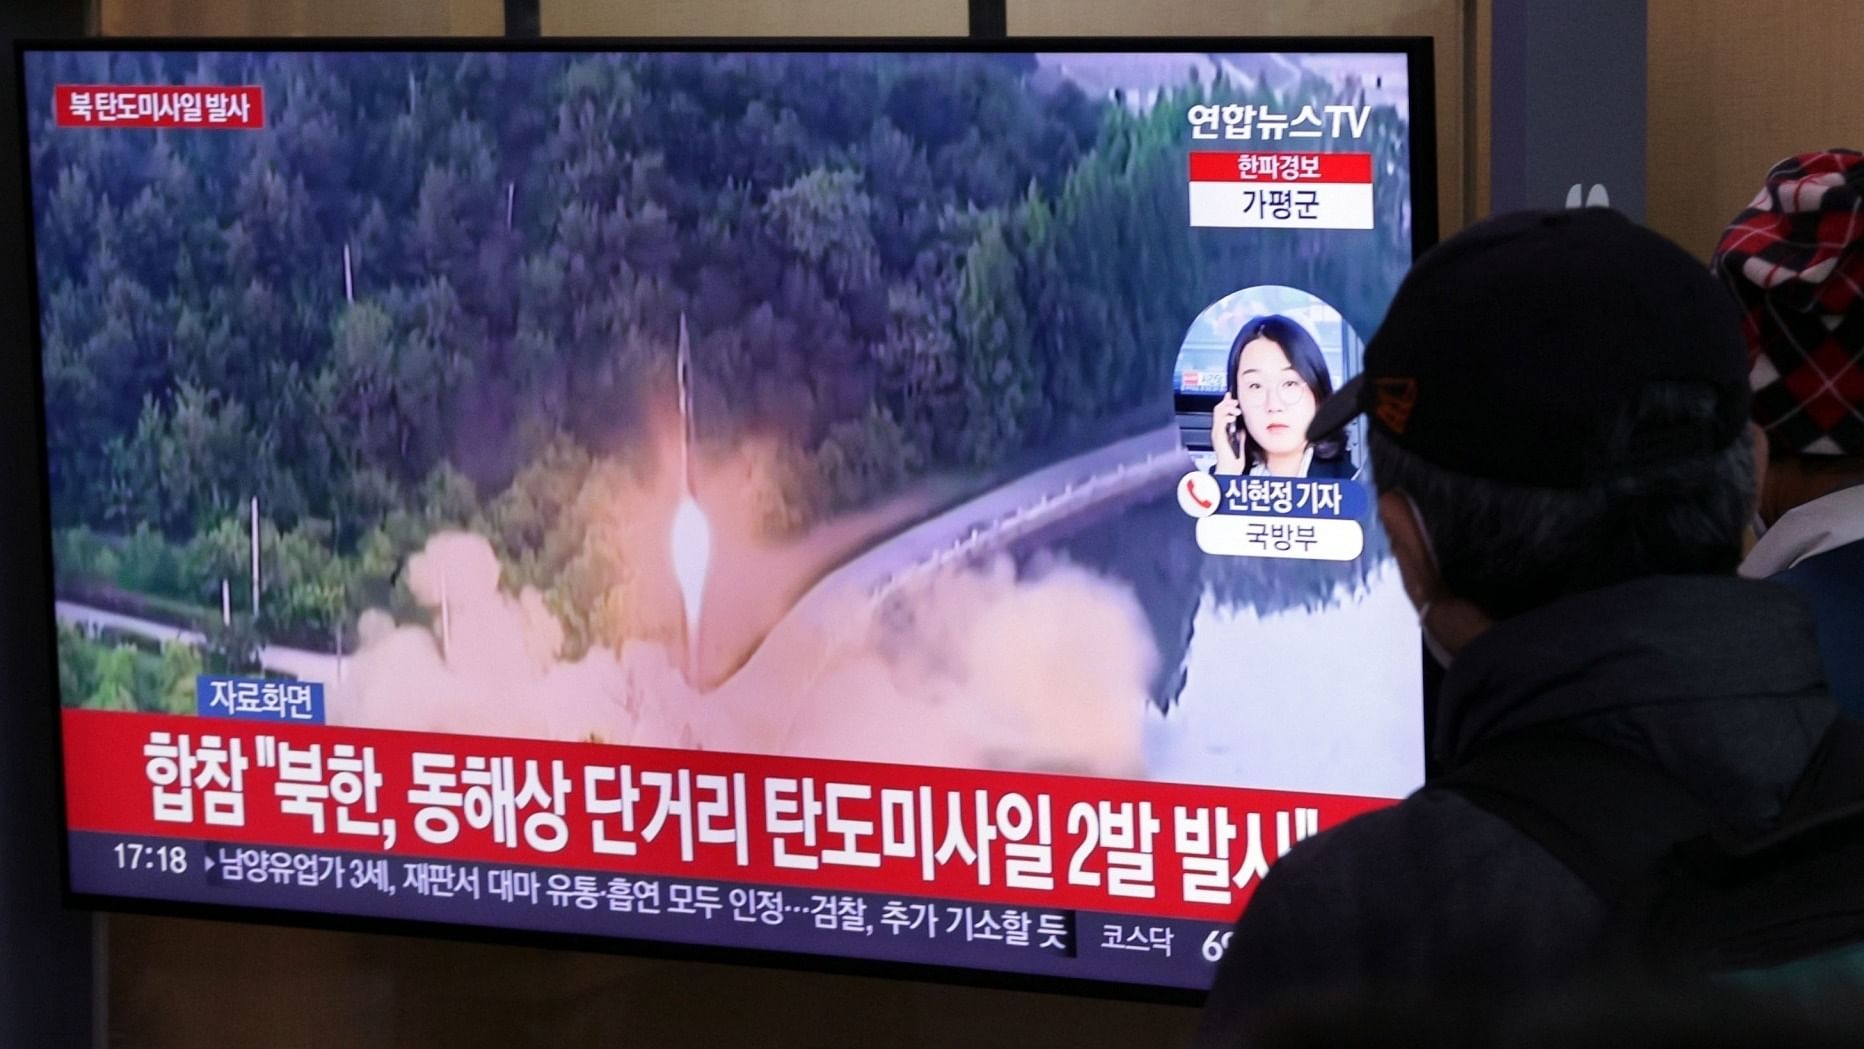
[{"left": 1711, "top": 149, "right": 1864, "bottom": 456}]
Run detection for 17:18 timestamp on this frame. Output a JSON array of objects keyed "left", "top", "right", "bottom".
[{"left": 113, "top": 841, "right": 189, "bottom": 874}]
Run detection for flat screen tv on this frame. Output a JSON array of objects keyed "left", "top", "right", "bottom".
[{"left": 18, "top": 38, "right": 1435, "bottom": 997}]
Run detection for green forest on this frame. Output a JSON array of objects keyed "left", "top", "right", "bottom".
[{"left": 27, "top": 49, "right": 1412, "bottom": 694}]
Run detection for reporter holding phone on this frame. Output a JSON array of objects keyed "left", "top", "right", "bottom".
[{"left": 1209, "top": 314, "right": 1356, "bottom": 478}]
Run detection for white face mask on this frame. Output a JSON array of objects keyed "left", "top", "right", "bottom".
[
  {"left": 1417, "top": 599, "right": 1458, "bottom": 670},
  {"left": 1401, "top": 491, "right": 1456, "bottom": 669}
]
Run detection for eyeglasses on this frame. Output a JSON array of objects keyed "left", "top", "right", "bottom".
[{"left": 1238, "top": 376, "right": 1313, "bottom": 408}]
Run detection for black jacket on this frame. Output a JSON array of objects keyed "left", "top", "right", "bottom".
[
  {"left": 1304, "top": 452, "right": 1356, "bottom": 479},
  {"left": 1207, "top": 451, "right": 1358, "bottom": 480},
  {"left": 1193, "top": 575, "right": 1835, "bottom": 1047}
]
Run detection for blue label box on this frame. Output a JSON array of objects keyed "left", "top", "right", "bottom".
[
  {"left": 196, "top": 675, "right": 325, "bottom": 724},
  {"left": 1216, "top": 477, "right": 1369, "bottom": 519}
]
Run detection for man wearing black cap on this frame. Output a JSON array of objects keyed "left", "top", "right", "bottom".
[{"left": 1192, "top": 208, "right": 1842, "bottom": 1045}]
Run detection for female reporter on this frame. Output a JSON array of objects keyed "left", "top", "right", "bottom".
[{"left": 1209, "top": 314, "right": 1355, "bottom": 478}]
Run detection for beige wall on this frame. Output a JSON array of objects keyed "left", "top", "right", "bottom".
[
  {"left": 101, "top": 0, "right": 502, "bottom": 36},
  {"left": 543, "top": 0, "right": 966, "bottom": 37},
  {"left": 1647, "top": 0, "right": 1864, "bottom": 258}
]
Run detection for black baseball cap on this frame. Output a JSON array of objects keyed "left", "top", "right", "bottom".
[{"left": 1309, "top": 208, "right": 1752, "bottom": 487}]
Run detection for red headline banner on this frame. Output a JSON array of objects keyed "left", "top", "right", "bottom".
[
  {"left": 1187, "top": 151, "right": 1373, "bottom": 184},
  {"left": 53, "top": 85, "right": 265, "bottom": 129},
  {"left": 62, "top": 710, "right": 1396, "bottom": 922}
]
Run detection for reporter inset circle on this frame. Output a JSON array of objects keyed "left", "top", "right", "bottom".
[{"left": 1174, "top": 283, "right": 1367, "bottom": 477}]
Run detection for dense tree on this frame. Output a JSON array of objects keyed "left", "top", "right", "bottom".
[
  {"left": 953, "top": 217, "right": 1036, "bottom": 466},
  {"left": 25, "top": 50, "right": 1413, "bottom": 653}
]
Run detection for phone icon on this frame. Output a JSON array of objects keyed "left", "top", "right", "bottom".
[
  {"left": 1185, "top": 477, "right": 1214, "bottom": 510},
  {"left": 1177, "top": 471, "right": 1220, "bottom": 518}
]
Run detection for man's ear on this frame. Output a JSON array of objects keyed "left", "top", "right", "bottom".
[{"left": 1377, "top": 489, "right": 1440, "bottom": 612}]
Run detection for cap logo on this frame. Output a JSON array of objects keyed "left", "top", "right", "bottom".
[{"left": 1374, "top": 378, "right": 1418, "bottom": 434}]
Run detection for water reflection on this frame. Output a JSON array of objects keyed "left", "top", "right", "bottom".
[{"left": 1015, "top": 486, "right": 1421, "bottom": 795}]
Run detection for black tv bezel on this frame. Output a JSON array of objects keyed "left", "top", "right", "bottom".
[{"left": 12, "top": 34, "right": 1438, "bottom": 1009}]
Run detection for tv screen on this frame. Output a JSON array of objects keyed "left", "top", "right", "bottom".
[{"left": 21, "top": 40, "right": 1433, "bottom": 994}]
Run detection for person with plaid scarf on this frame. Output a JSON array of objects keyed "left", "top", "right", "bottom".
[{"left": 1715, "top": 150, "right": 1864, "bottom": 722}]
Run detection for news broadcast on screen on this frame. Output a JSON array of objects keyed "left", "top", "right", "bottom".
[{"left": 22, "top": 41, "right": 1433, "bottom": 993}]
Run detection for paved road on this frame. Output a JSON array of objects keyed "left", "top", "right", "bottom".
[
  {"left": 729, "top": 422, "right": 1189, "bottom": 688},
  {"left": 55, "top": 601, "right": 343, "bottom": 685},
  {"left": 833, "top": 421, "right": 1187, "bottom": 598}
]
